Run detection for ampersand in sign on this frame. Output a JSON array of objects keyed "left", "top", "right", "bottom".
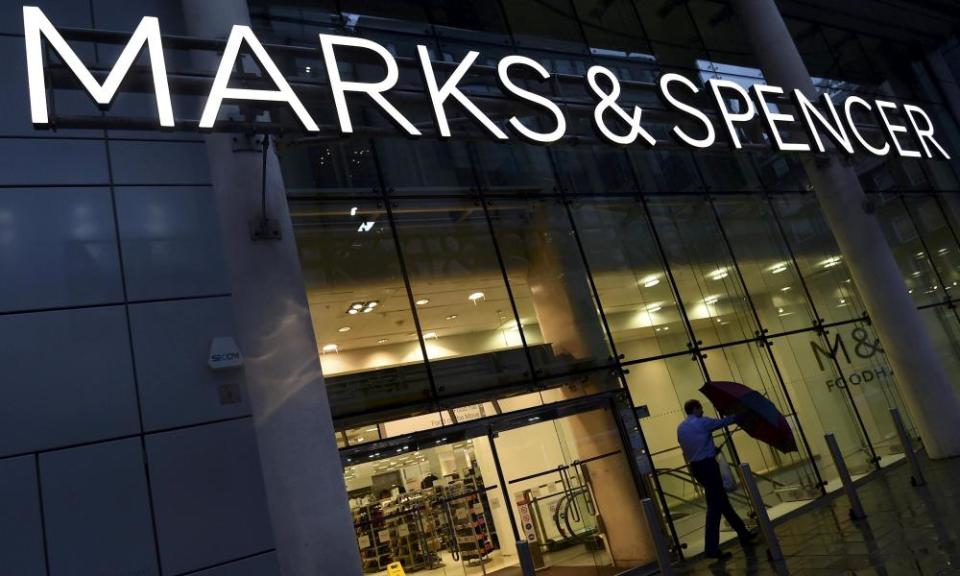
[
  {"left": 851, "top": 326, "right": 883, "bottom": 358},
  {"left": 586, "top": 66, "right": 657, "bottom": 146}
]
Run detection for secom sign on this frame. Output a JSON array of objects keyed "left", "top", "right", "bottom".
[{"left": 22, "top": 6, "right": 952, "bottom": 160}]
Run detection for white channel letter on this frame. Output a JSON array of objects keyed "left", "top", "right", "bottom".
[
  {"left": 658, "top": 73, "right": 715, "bottom": 149},
  {"left": 903, "top": 104, "right": 951, "bottom": 160},
  {"left": 792, "top": 90, "right": 854, "bottom": 154},
  {"left": 497, "top": 55, "right": 566, "bottom": 144},
  {"left": 843, "top": 96, "right": 890, "bottom": 156},
  {"left": 418, "top": 46, "right": 506, "bottom": 140},
  {"left": 751, "top": 84, "right": 810, "bottom": 153},
  {"left": 707, "top": 79, "right": 756, "bottom": 149},
  {"left": 200, "top": 26, "right": 317, "bottom": 131},
  {"left": 24, "top": 6, "right": 174, "bottom": 127},
  {"left": 875, "top": 100, "right": 922, "bottom": 159},
  {"left": 320, "top": 34, "right": 419, "bottom": 136}
]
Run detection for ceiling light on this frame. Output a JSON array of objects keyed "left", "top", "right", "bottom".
[
  {"left": 367, "top": 301, "right": 379, "bottom": 308},
  {"left": 781, "top": 286, "right": 792, "bottom": 292},
  {"left": 662, "top": 326, "right": 670, "bottom": 331},
  {"left": 468, "top": 291, "right": 486, "bottom": 302},
  {"left": 416, "top": 298, "right": 430, "bottom": 306},
  {"left": 641, "top": 275, "right": 660, "bottom": 288},
  {"left": 708, "top": 268, "right": 729, "bottom": 281},
  {"left": 322, "top": 344, "right": 338, "bottom": 353},
  {"left": 351, "top": 303, "right": 364, "bottom": 310},
  {"left": 704, "top": 296, "right": 719, "bottom": 305},
  {"left": 348, "top": 309, "right": 359, "bottom": 315},
  {"left": 821, "top": 256, "right": 841, "bottom": 269},
  {"left": 646, "top": 304, "right": 662, "bottom": 313},
  {"left": 362, "top": 307, "right": 373, "bottom": 313},
  {"left": 938, "top": 248, "right": 949, "bottom": 255},
  {"left": 423, "top": 332, "right": 438, "bottom": 340},
  {"left": 338, "top": 326, "right": 351, "bottom": 333},
  {"left": 445, "top": 315, "right": 458, "bottom": 320},
  {"left": 770, "top": 263, "right": 788, "bottom": 274},
  {"left": 377, "top": 338, "right": 389, "bottom": 344},
  {"left": 916, "top": 251, "right": 925, "bottom": 258}
]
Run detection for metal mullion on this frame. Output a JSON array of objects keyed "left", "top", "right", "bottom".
[
  {"left": 367, "top": 140, "right": 442, "bottom": 406},
  {"left": 706, "top": 197, "right": 826, "bottom": 490},
  {"left": 898, "top": 194, "right": 952, "bottom": 304},
  {"left": 899, "top": 193, "right": 960, "bottom": 329},
  {"left": 622, "top": 163, "right": 704, "bottom": 560},
  {"left": 464, "top": 142, "right": 540, "bottom": 389},
  {"left": 767, "top": 195, "right": 881, "bottom": 465}
]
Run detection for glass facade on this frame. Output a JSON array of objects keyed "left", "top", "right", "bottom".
[{"left": 247, "top": 0, "right": 960, "bottom": 571}]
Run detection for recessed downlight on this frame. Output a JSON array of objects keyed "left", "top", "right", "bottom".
[
  {"left": 468, "top": 292, "right": 486, "bottom": 302},
  {"left": 338, "top": 326, "right": 351, "bottom": 333},
  {"left": 641, "top": 275, "right": 660, "bottom": 288},
  {"left": 322, "top": 344, "right": 338, "bottom": 353},
  {"left": 416, "top": 298, "right": 430, "bottom": 306}
]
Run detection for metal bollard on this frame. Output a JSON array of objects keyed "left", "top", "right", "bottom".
[
  {"left": 890, "top": 408, "right": 926, "bottom": 487},
  {"left": 641, "top": 498, "right": 674, "bottom": 576},
  {"left": 739, "top": 463, "right": 784, "bottom": 563},
  {"left": 824, "top": 433, "right": 866, "bottom": 520}
]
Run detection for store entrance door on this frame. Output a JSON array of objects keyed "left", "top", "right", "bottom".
[{"left": 490, "top": 395, "right": 657, "bottom": 576}]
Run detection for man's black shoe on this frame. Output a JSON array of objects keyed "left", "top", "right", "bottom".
[
  {"left": 739, "top": 530, "right": 759, "bottom": 546},
  {"left": 703, "top": 550, "right": 733, "bottom": 560}
]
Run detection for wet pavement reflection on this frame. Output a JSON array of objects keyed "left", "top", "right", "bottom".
[{"left": 674, "top": 454, "right": 960, "bottom": 575}]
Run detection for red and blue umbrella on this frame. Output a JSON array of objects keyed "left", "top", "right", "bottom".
[{"left": 700, "top": 381, "right": 798, "bottom": 454}]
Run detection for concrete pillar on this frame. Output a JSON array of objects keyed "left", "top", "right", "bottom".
[
  {"left": 180, "top": 1, "right": 363, "bottom": 574},
  {"left": 731, "top": 0, "right": 960, "bottom": 458},
  {"left": 523, "top": 204, "right": 656, "bottom": 566}
]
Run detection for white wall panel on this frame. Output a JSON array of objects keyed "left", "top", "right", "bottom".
[
  {"left": 0, "top": 306, "right": 140, "bottom": 456},
  {"left": 0, "top": 187, "right": 122, "bottom": 312},
  {"left": 129, "top": 297, "right": 249, "bottom": 431},
  {"left": 115, "top": 186, "right": 229, "bottom": 300},
  {"left": 0, "top": 456, "right": 46, "bottom": 576},
  {"left": 146, "top": 419, "right": 273, "bottom": 576},
  {"left": 40, "top": 438, "right": 159, "bottom": 576}
]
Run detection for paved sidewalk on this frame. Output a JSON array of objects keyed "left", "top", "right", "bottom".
[{"left": 673, "top": 454, "right": 960, "bottom": 575}]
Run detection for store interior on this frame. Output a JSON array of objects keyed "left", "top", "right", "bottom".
[{"left": 341, "top": 402, "right": 654, "bottom": 575}]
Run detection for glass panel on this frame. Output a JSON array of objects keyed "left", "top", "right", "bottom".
[
  {"left": 390, "top": 197, "right": 534, "bottom": 399},
  {"left": 568, "top": 198, "right": 689, "bottom": 360},
  {"left": 772, "top": 195, "right": 868, "bottom": 323},
  {"left": 281, "top": 140, "right": 380, "bottom": 199},
  {"left": 703, "top": 344, "right": 820, "bottom": 501},
  {"left": 485, "top": 198, "right": 616, "bottom": 381},
  {"left": 572, "top": 0, "right": 650, "bottom": 55},
  {"left": 769, "top": 330, "right": 874, "bottom": 485},
  {"left": 920, "top": 305, "right": 960, "bottom": 397},
  {"left": 499, "top": 0, "right": 587, "bottom": 52},
  {"left": 494, "top": 404, "right": 656, "bottom": 573},
  {"left": 712, "top": 196, "right": 816, "bottom": 334},
  {"left": 292, "top": 197, "right": 431, "bottom": 418},
  {"left": 647, "top": 196, "right": 761, "bottom": 347},
  {"left": 874, "top": 194, "right": 946, "bottom": 307},
  {"left": 903, "top": 195, "right": 960, "bottom": 296},
  {"left": 829, "top": 322, "right": 914, "bottom": 464}
]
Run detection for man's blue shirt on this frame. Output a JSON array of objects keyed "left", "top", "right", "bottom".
[{"left": 677, "top": 414, "right": 737, "bottom": 463}]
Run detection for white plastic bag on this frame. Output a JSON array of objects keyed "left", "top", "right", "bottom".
[{"left": 717, "top": 454, "right": 738, "bottom": 492}]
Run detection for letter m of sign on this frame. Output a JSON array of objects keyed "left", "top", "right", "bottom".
[
  {"left": 810, "top": 333, "right": 851, "bottom": 371},
  {"left": 23, "top": 6, "right": 174, "bottom": 127}
]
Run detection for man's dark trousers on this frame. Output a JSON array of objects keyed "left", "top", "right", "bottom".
[{"left": 689, "top": 456, "right": 749, "bottom": 554}]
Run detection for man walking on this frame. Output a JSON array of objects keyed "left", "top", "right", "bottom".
[{"left": 677, "top": 399, "right": 756, "bottom": 560}]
